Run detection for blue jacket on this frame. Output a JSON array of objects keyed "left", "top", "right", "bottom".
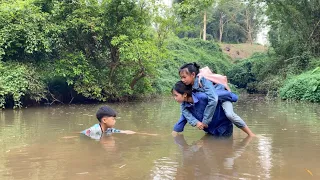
[
  {"left": 191, "top": 76, "right": 218, "bottom": 125},
  {"left": 181, "top": 85, "right": 238, "bottom": 127},
  {"left": 189, "top": 76, "right": 237, "bottom": 125},
  {"left": 174, "top": 92, "right": 233, "bottom": 136}
]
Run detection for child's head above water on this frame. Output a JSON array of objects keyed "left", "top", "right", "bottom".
[
  {"left": 179, "top": 62, "right": 200, "bottom": 85},
  {"left": 171, "top": 81, "right": 193, "bottom": 103},
  {"left": 96, "top": 106, "right": 117, "bottom": 128}
]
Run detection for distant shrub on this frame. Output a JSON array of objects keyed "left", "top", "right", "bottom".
[
  {"left": 227, "top": 59, "right": 256, "bottom": 89},
  {"left": 280, "top": 68, "right": 320, "bottom": 102},
  {"left": 227, "top": 53, "right": 286, "bottom": 94}
]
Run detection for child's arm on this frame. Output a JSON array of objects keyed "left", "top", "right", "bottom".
[
  {"left": 199, "top": 77, "right": 218, "bottom": 126},
  {"left": 118, "top": 130, "right": 136, "bottom": 134},
  {"left": 112, "top": 129, "right": 158, "bottom": 136},
  {"left": 181, "top": 105, "right": 206, "bottom": 129}
]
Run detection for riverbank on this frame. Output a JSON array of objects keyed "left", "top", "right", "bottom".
[
  {"left": 226, "top": 52, "right": 320, "bottom": 102},
  {"left": 220, "top": 43, "right": 268, "bottom": 61},
  {"left": 0, "top": 38, "right": 232, "bottom": 109}
]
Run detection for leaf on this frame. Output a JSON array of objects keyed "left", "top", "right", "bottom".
[
  {"left": 305, "top": 169, "right": 313, "bottom": 176},
  {"left": 311, "top": 67, "right": 320, "bottom": 74},
  {"left": 312, "top": 85, "right": 318, "bottom": 92}
]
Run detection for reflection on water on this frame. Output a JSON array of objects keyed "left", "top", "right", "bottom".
[
  {"left": 1, "top": 95, "right": 320, "bottom": 179},
  {"left": 171, "top": 134, "right": 256, "bottom": 179},
  {"left": 151, "top": 157, "right": 178, "bottom": 180},
  {"left": 257, "top": 136, "right": 272, "bottom": 179}
]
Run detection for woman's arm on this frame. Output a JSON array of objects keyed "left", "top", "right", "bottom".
[{"left": 181, "top": 106, "right": 200, "bottom": 126}]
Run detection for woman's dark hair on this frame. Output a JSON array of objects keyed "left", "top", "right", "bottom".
[
  {"left": 171, "top": 81, "right": 192, "bottom": 97},
  {"left": 179, "top": 62, "right": 200, "bottom": 75}
]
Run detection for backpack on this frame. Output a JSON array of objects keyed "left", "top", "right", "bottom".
[{"left": 198, "top": 66, "right": 231, "bottom": 91}]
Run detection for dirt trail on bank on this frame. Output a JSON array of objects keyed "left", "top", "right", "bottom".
[{"left": 220, "top": 43, "right": 268, "bottom": 61}]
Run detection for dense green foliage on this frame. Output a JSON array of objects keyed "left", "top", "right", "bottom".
[
  {"left": 0, "top": 0, "right": 167, "bottom": 108},
  {"left": 0, "top": 61, "right": 46, "bottom": 108},
  {"left": 263, "top": 0, "right": 320, "bottom": 59},
  {"left": 280, "top": 68, "right": 320, "bottom": 102},
  {"left": 155, "top": 38, "right": 231, "bottom": 93},
  {"left": 227, "top": 53, "right": 284, "bottom": 94},
  {"left": 227, "top": 0, "right": 320, "bottom": 102},
  {"left": 228, "top": 52, "right": 320, "bottom": 100},
  {"left": 0, "top": 0, "right": 231, "bottom": 108},
  {"left": 1, "top": 0, "right": 320, "bottom": 108}
]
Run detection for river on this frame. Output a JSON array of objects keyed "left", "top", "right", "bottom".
[{"left": 1, "top": 95, "right": 319, "bottom": 179}]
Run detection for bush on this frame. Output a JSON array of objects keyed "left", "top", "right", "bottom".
[
  {"left": 309, "top": 58, "right": 320, "bottom": 69},
  {"left": 0, "top": 61, "right": 46, "bottom": 108},
  {"left": 280, "top": 68, "right": 320, "bottom": 102},
  {"left": 227, "top": 59, "right": 256, "bottom": 89},
  {"left": 227, "top": 53, "right": 286, "bottom": 94}
]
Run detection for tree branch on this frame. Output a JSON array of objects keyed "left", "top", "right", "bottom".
[
  {"left": 47, "top": 87, "right": 64, "bottom": 105},
  {"left": 308, "top": 19, "right": 320, "bottom": 41}
]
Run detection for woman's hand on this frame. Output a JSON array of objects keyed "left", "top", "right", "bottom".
[{"left": 172, "top": 131, "right": 179, "bottom": 137}]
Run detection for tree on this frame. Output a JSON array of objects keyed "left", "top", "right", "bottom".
[
  {"left": 206, "top": 0, "right": 262, "bottom": 43},
  {"left": 238, "top": 1, "right": 264, "bottom": 44},
  {"left": 261, "top": 0, "right": 320, "bottom": 59},
  {"left": 174, "top": 0, "right": 215, "bottom": 40},
  {"left": 0, "top": 0, "right": 167, "bottom": 107},
  {"left": 51, "top": 0, "right": 164, "bottom": 98},
  {"left": 152, "top": 2, "right": 178, "bottom": 47},
  {"left": 0, "top": 0, "right": 52, "bottom": 61},
  {"left": 215, "top": 0, "right": 238, "bottom": 43}
]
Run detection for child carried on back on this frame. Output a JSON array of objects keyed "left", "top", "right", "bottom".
[{"left": 178, "top": 62, "right": 255, "bottom": 137}]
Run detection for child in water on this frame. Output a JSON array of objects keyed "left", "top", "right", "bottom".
[
  {"left": 62, "top": 106, "right": 157, "bottom": 140},
  {"left": 81, "top": 106, "right": 137, "bottom": 140},
  {"left": 179, "top": 62, "right": 255, "bottom": 137}
]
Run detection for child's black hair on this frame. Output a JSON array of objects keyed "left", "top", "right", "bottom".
[
  {"left": 96, "top": 106, "right": 117, "bottom": 122},
  {"left": 171, "top": 81, "right": 193, "bottom": 97},
  {"left": 179, "top": 62, "right": 200, "bottom": 75}
]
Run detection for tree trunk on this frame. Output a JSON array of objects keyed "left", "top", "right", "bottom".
[
  {"left": 219, "top": 12, "right": 223, "bottom": 43},
  {"left": 130, "top": 69, "right": 146, "bottom": 90},
  {"left": 203, "top": 11, "right": 207, "bottom": 41},
  {"left": 247, "top": 30, "right": 253, "bottom": 44},
  {"left": 109, "top": 46, "right": 120, "bottom": 85},
  {"left": 245, "top": 9, "right": 253, "bottom": 44}
]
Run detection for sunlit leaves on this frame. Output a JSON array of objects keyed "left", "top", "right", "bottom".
[
  {"left": 0, "top": 61, "right": 46, "bottom": 108},
  {"left": 0, "top": 0, "right": 51, "bottom": 60}
]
